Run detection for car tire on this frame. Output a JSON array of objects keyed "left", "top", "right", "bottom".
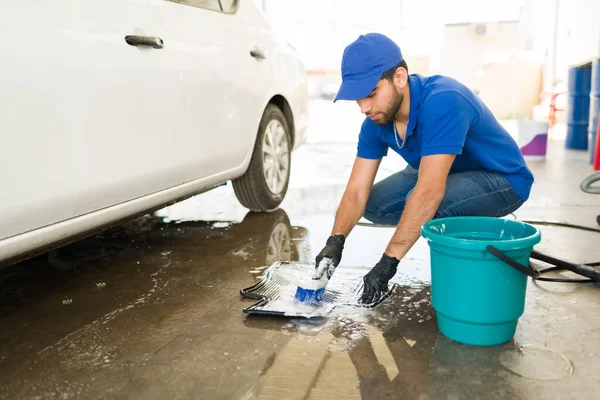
[{"left": 233, "top": 105, "right": 291, "bottom": 211}]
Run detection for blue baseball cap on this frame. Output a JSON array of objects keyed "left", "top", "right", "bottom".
[{"left": 334, "top": 33, "right": 403, "bottom": 102}]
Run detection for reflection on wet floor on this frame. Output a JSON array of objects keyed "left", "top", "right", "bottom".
[
  {"left": 0, "top": 201, "right": 441, "bottom": 399},
  {"left": 0, "top": 209, "right": 306, "bottom": 314},
  {"left": 0, "top": 208, "right": 311, "bottom": 398},
  {"left": 0, "top": 201, "right": 599, "bottom": 400},
  {"left": 242, "top": 284, "right": 437, "bottom": 400},
  {"left": 2, "top": 139, "right": 600, "bottom": 398}
]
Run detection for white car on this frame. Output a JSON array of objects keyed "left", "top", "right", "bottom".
[{"left": 0, "top": 0, "right": 309, "bottom": 267}]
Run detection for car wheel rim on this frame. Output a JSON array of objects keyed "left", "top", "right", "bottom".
[
  {"left": 265, "top": 222, "right": 292, "bottom": 265},
  {"left": 262, "top": 119, "right": 289, "bottom": 195}
]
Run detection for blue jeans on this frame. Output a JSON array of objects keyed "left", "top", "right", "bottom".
[{"left": 364, "top": 166, "right": 524, "bottom": 225}]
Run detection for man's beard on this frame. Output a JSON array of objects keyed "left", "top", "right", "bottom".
[{"left": 375, "top": 86, "right": 403, "bottom": 125}]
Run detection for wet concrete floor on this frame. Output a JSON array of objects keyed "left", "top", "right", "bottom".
[{"left": 1, "top": 102, "right": 600, "bottom": 399}]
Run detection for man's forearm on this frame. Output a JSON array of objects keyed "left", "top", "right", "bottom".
[
  {"left": 331, "top": 191, "right": 367, "bottom": 238},
  {"left": 385, "top": 188, "right": 444, "bottom": 260}
]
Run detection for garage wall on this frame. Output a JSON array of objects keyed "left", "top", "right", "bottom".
[
  {"left": 258, "top": 0, "right": 444, "bottom": 75},
  {"left": 255, "top": 0, "right": 599, "bottom": 110},
  {"left": 555, "top": 0, "right": 600, "bottom": 74},
  {"left": 440, "top": 21, "right": 522, "bottom": 91},
  {"left": 522, "top": 0, "right": 600, "bottom": 91}
]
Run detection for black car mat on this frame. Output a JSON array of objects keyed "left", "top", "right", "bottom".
[{"left": 240, "top": 261, "right": 397, "bottom": 318}]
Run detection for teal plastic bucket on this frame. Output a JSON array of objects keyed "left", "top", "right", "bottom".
[{"left": 421, "top": 217, "right": 541, "bottom": 346}]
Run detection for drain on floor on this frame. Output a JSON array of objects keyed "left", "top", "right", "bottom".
[{"left": 240, "top": 261, "right": 397, "bottom": 318}]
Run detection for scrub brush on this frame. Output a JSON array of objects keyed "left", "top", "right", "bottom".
[{"left": 294, "top": 257, "right": 336, "bottom": 302}]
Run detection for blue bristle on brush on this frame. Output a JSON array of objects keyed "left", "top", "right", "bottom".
[
  {"left": 294, "top": 258, "right": 334, "bottom": 302},
  {"left": 294, "top": 285, "right": 326, "bottom": 302}
]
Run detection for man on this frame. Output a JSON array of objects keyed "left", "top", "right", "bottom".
[{"left": 315, "top": 33, "right": 534, "bottom": 304}]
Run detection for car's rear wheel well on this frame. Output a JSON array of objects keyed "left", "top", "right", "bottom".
[{"left": 268, "top": 95, "right": 294, "bottom": 146}]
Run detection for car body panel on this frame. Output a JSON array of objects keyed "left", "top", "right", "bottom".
[{"left": 0, "top": 0, "right": 308, "bottom": 267}]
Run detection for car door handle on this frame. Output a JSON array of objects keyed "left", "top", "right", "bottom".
[
  {"left": 250, "top": 49, "right": 266, "bottom": 59},
  {"left": 125, "top": 35, "right": 164, "bottom": 49}
]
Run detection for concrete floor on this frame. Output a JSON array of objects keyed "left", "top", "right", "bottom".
[{"left": 1, "top": 99, "right": 599, "bottom": 399}]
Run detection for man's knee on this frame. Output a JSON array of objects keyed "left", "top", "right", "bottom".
[
  {"left": 364, "top": 193, "right": 381, "bottom": 222},
  {"left": 432, "top": 204, "right": 450, "bottom": 219},
  {"left": 433, "top": 193, "right": 523, "bottom": 219},
  {"left": 363, "top": 195, "right": 404, "bottom": 225},
  {"left": 433, "top": 208, "right": 451, "bottom": 219},
  {"left": 434, "top": 195, "right": 472, "bottom": 219},
  {"left": 361, "top": 170, "right": 415, "bottom": 225}
]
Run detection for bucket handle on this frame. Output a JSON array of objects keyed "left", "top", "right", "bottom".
[{"left": 486, "top": 245, "right": 541, "bottom": 279}]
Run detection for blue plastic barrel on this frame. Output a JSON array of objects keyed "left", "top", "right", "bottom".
[
  {"left": 421, "top": 217, "right": 541, "bottom": 346},
  {"left": 589, "top": 59, "right": 600, "bottom": 162},
  {"left": 566, "top": 63, "right": 592, "bottom": 150}
]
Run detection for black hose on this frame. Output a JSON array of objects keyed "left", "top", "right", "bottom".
[
  {"left": 533, "top": 266, "right": 595, "bottom": 283},
  {"left": 520, "top": 220, "right": 600, "bottom": 233},
  {"left": 580, "top": 171, "right": 600, "bottom": 194}
]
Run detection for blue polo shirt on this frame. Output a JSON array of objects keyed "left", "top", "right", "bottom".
[{"left": 357, "top": 74, "right": 534, "bottom": 201}]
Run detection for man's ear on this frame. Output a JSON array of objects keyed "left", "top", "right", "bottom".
[{"left": 395, "top": 67, "right": 408, "bottom": 89}]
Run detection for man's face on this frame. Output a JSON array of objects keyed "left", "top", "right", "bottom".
[{"left": 357, "top": 78, "right": 403, "bottom": 125}]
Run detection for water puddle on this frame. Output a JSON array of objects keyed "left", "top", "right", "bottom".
[
  {"left": 252, "top": 299, "right": 436, "bottom": 400},
  {"left": 499, "top": 344, "right": 574, "bottom": 380}
]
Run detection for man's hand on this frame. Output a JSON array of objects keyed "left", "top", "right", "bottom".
[
  {"left": 315, "top": 234, "right": 345, "bottom": 269},
  {"left": 360, "top": 254, "right": 399, "bottom": 304}
]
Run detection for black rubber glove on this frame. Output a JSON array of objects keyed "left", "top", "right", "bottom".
[
  {"left": 360, "top": 253, "right": 399, "bottom": 304},
  {"left": 315, "top": 234, "right": 345, "bottom": 269}
]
